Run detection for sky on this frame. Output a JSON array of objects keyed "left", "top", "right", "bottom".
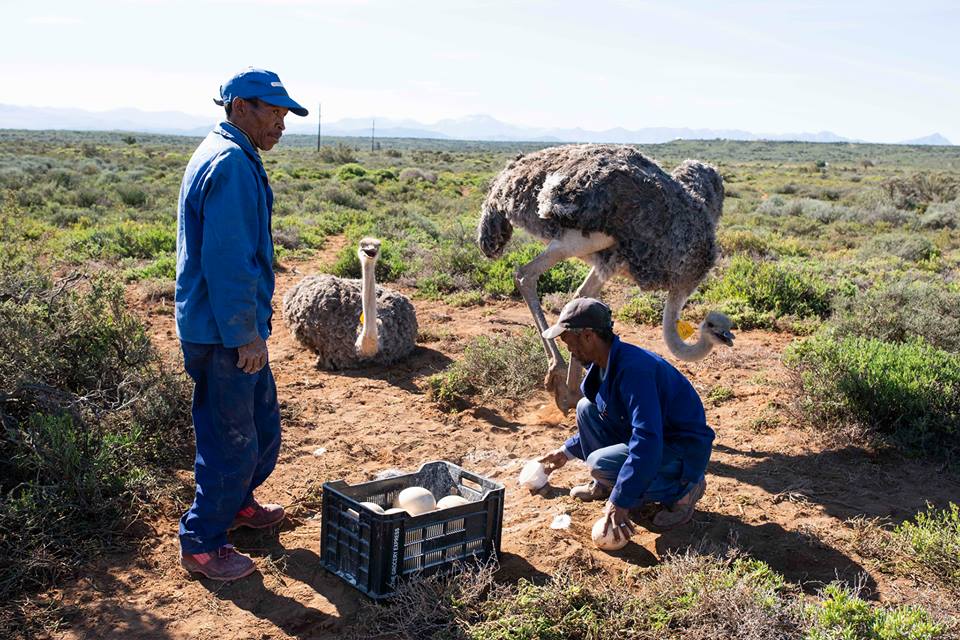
[{"left": 1, "top": 0, "right": 958, "bottom": 143}]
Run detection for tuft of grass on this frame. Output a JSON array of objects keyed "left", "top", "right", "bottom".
[
  {"left": 616, "top": 290, "right": 665, "bottom": 326},
  {"left": 784, "top": 333, "right": 960, "bottom": 457},
  {"left": 707, "top": 385, "right": 735, "bottom": 405},
  {"left": 345, "top": 548, "right": 955, "bottom": 639},
  {"left": 425, "top": 329, "right": 546, "bottom": 410}
]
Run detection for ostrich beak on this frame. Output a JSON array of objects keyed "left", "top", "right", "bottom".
[
  {"left": 715, "top": 330, "right": 735, "bottom": 347},
  {"left": 362, "top": 247, "right": 378, "bottom": 258}
]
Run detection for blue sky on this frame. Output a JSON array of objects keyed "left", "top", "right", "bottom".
[{"left": 2, "top": 0, "right": 957, "bottom": 142}]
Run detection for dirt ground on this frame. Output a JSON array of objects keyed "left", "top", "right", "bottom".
[{"left": 42, "top": 239, "right": 960, "bottom": 639}]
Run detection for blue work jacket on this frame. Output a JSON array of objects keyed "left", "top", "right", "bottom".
[
  {"left": 175, "top": 121, "right": 275, "bottom": 348},
  {"left": 564, "top": 337, "right": 715, "bottom": 508}
]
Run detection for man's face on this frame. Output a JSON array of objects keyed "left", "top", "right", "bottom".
[
  {"left": 559, "top": 329, "right": 595, "bottom": 365},
  {"left": 233, "top": 98, "right": 288, "bottom": 151}
]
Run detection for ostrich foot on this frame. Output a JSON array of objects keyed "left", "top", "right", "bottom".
[{"left": 545, "top": 367, "right": 581, "bottom": 413}]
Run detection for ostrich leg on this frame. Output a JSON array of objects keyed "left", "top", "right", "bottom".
[
  {"left": 561, "top": 265, "right": 609, "bottom": 404},
  {"left": 514, "top": 230, "right": 615, "bottom": 411}
]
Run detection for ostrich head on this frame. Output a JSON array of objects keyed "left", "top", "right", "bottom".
[
  {"left": 673, "top": 161, "right": 724, "bottom": 223},
  {"left": 702, "top": 311, "right": 735, "bottom": 347},
  {"left": 358, "top": 237, "right": 381, "bottom": 265}
]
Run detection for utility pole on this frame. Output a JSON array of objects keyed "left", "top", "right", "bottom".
[
  {"left": 316, "top": 103, "right": 322, "bottom": 152},
  {"left": 371, "top": 118, "right": 375, "bottom": 153}
]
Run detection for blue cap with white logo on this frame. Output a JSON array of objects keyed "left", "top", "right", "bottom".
[{"left": 214, "top": 68, "right": 309, "bottom": 117}]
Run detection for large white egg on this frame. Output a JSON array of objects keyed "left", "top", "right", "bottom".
[
  {"left": 395, "top": 487, "right": 437, "bottom": 515},
  {"left": 518, "top": 460, "right": 549, "bottom": 491},
  {"left": 383, "top": 507, "right": 407, "bottom": 515},
  {"left": 359, "top": 501, "right": 384, "bottom": 513},
  {"left": 591, "top": 516, "right": 630, "bottom": 551},
  {"left": 436, "top": 495, "right": 470, "bottom": 509}
]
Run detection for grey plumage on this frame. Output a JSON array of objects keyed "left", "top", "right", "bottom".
[
  {"left": 478, "top": 144, "right": 723, "bottom": 293},
  {"left": 283, "top": 275, "right": 418, "bottom": 370}
]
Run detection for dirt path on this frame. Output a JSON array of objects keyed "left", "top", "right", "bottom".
[{"left": 47, "top": 250, "right": 960, "bottom": 639}]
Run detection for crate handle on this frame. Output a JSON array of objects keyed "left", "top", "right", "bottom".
[{"left": 459, "top": 475, "right": 483, "bottom": 493}]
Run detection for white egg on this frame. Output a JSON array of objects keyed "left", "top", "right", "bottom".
[
  {"left": 395, "top": 487, "right": 437, "bottom": 515},
  {"left": 591, "top": 516, "right": 630, "bottom": 551},
  {"left": 436, "top": 495, "right": 470, "bottom": 509},
  {"left": 359, "top": 501, "right": 384, "bottom": 513},
  {"left": 518, "top": 460, "right": 549, "bottom": 491},
  {"left": 383, "top": 507, "right": 407, "bottom": 515}
]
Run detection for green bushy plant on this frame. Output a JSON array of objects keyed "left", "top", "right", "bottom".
[
  {"left": 784, "top": 333, "right": 960, "bottom": 456},
  {"left": 808, "top": 583, "right": 944, "bottom": 639},
  {"left": 64, "top": 220, "right": 175, "bottom": 261},
  {"left": 861, "top": 232, "right": 940, "bottom": 263},
  {"left": 0, "top": 262, "right": 190, "bottom": 602},
  {"left": 616, "top": 290, "right": 665, "bottom": 326},
  {"left": 702, "top": 255, "right": 833, "bottom": 328},
  {"left": 831, "top": 277, "right": 960, "bottom": 353},
  {"left": 893, "top": 503, "right": 960, "bottom": 590},
  {"left": 425, "top": 329, "right": 546, "bottom": 410}
]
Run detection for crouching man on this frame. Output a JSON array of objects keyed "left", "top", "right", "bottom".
[{"left": 537, "top": 298, "right": 717, "bottom": 539}]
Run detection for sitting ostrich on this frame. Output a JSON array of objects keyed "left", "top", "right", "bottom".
[
  {"left": 283, "top": 237, "right": 418, "bottom": 369},
  {"left": 477, "top": 144, "right": 735, "bottom": 411}
]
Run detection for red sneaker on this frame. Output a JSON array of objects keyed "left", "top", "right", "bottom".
[
  {"left": 229, "top": 500, "right": 285, "bottom": 531},
  {"left": 180, "top": 544, "right": 256, "bottom": 581}
]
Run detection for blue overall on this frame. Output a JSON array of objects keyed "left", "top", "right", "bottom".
[
  {"left": 562, "top": 337, "right": 715, "bottom": 509},
  {"left": 175, "top": 122, "right": 281, "bottom": 554}
]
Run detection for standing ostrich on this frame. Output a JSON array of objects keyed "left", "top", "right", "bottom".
[
  {"left": 283, "top": 237, "right": 418, "bottom": 369},
  {"left": 477, "top": 144, "right": 735, "bottom": 411}
]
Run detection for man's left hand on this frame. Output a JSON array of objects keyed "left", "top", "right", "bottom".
[{"left": 602, "top": 500, "right": 635, "bottom": 542}]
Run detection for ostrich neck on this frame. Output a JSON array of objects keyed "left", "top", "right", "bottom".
[
  {"left": 359, "top": 259, "right": 378, "bottom": 344},
  {"left": 662, "top": 289, "right": 713, "bottom": 361}
]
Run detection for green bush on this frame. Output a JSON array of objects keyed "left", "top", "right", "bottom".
[
  {"left": 616, "top": 290, "right": 665, "bottom": 326},
  {"left": 893, "top": 503, "right": 960, "bottom": 591},
  {"left": 0, "top": 263, "right": 190, "bottom": 602},
  {"left": 784, "top": 334, "right": 960, "bottom": 456},
  {"left": 831, "top": 278, "right": 960, "bottom": 353},
  {"left": 335, "top": 163, "right": 367, "bottom": 180},
  {"left": 64, "top": 220, "right": 175, "bottom": 261},
  {"left": 861, "top": 233, "right": 940, "bottom": 263},
  {"left": 426, "top": 329, "right": 546, "bottom": 410},
  {"left": 702, "top": 255, "right": 833, "bottom": 327},
  {"left": 808, "top": 583, "right": 945, "bottom": 639},
  {"left": 882, "top": 173, "right": 960, "bottom": 210}
]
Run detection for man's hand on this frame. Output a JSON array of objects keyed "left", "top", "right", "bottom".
[
  {"left": 538, "top": 448, "right": 569, "bottom": 474},
  {"left": 602, "top": 500, "right": 635, "bottom": 543},
  {"left": 237, "top": 336, "right": 268, "bottom": 374}
]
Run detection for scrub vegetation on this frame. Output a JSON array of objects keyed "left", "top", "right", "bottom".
[{"left": 2, "top": 129, "right": 960, "bottom": 635}]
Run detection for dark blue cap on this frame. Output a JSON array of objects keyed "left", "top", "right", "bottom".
[{"left": 214, "top": 68, "right": 308, "bottom": 117}]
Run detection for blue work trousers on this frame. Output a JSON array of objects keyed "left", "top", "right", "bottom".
[
  {"left": 178, "top": 341, "right": 281, "bottom": 554},
  {"left": 576, "top": 398, "right": 699, "bottom": 506}
]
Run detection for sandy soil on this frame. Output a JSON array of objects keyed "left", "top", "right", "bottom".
[{"left": 41, "top": 239, "right": 960, "bottom": 639}]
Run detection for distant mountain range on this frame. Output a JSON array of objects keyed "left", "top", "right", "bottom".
[{"left": 0, "top": 104, "right": 953, "bottom": 146}]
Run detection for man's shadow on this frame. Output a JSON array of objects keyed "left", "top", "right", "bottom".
[
  {"left": 636, "top": 510, "right": 880, "bottom": 597},
  {"left": 201, "top": 532, "right": 360, "bottom": 639}
]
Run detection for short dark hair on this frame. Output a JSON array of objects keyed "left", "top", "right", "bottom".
[{"left": 224, "top": 96, "right": 260, "bottom": 118}]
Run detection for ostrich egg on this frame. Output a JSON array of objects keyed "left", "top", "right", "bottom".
[
  {"left": 436, "top": 495, "right": 470, "bottom": 509},
  {"left": 359, "top": 501, "right": 384, "bottom": 513},
  {"left": 591, "top": 516, "right": 630, "bottom": 551},
  {"left": 395, "top": 487, "right": 436, "bottom": 515},
  {"left": 518, "top": 460, "right": 548, "bottom": 491},
  {"left": 383, "top": 507, "right": 407, "bottom": 515}
]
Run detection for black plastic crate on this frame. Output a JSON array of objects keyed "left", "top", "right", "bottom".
[{"left": 320, "top": 460, "right": 504, "bottom": 599}]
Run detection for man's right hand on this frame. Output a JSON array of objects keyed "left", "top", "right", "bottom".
[
  {"left": 538, "top": 448, "right": 569, "bottom": 474},
  {"left": 237, "top": 335, "right": 268, "bottom": 374}
]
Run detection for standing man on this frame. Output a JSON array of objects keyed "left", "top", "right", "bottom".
[
  {"left": 537, "top": 298, "right": 726, "bottom": 544},
  {"left": 175, "top": 68, "right": 309, "bottom": 580}
]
